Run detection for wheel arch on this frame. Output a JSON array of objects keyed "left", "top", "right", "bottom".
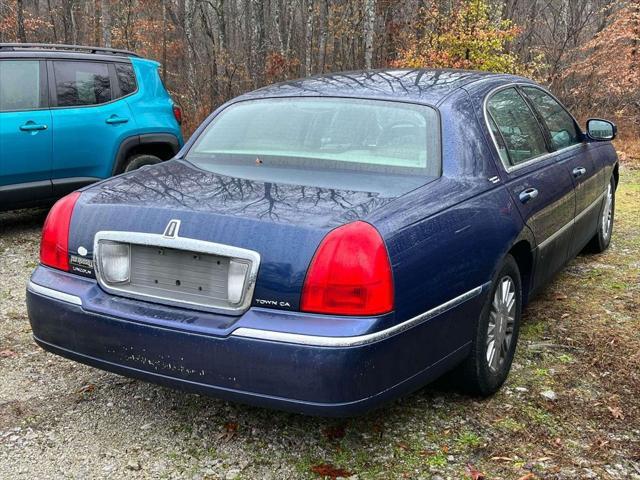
[
  {"left": 507, "top": 238, "right": 534, "bottom": 307},
  {"left": 112, "top": 133, "right": 181, "bottom": 175}
]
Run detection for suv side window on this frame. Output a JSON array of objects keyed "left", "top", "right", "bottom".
[
  {"left": 115, "top": 63, "right": 137, "bottom": 97},
  {"left": 487, "top": 87, "right": 549, "bottom": 166},
  {"left": 520, "top": 86, "right": 581, "bottom": 151},
  {"left": 53, "top": 61, "right": 112, "bottom": 107},
  {"left": 0, "top": 60, "right": 42, "bottom": 111}
]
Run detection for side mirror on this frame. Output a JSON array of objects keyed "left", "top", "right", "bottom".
[{"left": 586, "top": 118, "right": 617, "bottom": 141}]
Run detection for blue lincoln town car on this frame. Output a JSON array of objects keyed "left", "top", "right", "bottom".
[{"left": 26, "top": 69, "right": 618, "bottom": 416}]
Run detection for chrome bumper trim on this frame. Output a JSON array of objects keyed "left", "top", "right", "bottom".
[
  {"left": 27, "top": 281, "right": 83, "bottom": 306},
  {"left": 232, "top": 285, "right": 484, "bottom": 347}
]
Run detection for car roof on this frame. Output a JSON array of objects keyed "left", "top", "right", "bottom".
[{"left": 240, "top": 69, "right": 529, "bottom": 106}]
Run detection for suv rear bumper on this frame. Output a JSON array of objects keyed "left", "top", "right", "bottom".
[{"left": 26, "top": 267, "right": 485, "bottom": 416}]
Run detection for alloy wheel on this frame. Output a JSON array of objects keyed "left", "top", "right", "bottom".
[
  {"left": 602, "top": 182, "right": 613, "bottom": 240},
  {"left": 486, "top": 276, "right": 516, "bottom": 373}
]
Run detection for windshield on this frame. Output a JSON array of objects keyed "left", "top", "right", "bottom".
[{"left": 186, "top": 97, "right": 440, "bottom": 193}]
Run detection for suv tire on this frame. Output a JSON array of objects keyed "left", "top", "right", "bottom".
[{"left": 123, "top": 154, "right": 162, "bottom": 172}]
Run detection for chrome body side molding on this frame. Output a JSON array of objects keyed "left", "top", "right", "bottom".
[
  {"left": 538, "top": 189, "right": 606, "bottom": 250},
  {"left": 232, "top": 285, "right": 485, "bottom": 347}
]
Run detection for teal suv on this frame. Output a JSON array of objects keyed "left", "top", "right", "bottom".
[{"left": 0, "top": 43, "right": 184, "bottom": 211}]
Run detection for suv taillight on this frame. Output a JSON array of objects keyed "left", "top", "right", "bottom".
[
  {"left": 301, "top": 221, "right": 394, "bottom": 316},
  {"left": 40, "top": 192, "right": 80, "bottom": 271},
  {"left": 173, "top": 104, "right": 183, "bottom": 125}
]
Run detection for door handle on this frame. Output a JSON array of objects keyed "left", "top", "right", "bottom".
[
  {"left": 572, "top": 167, "right": 587, "bottom": 178},
  {"left": 19, "top": 123, "right": 48, "bottom": 132},
  {"left": 519, "top": 188, "right": 539, "bottom": 203},
  {"left": 105, "top": 116, "right": 129, "bottom": 125}
]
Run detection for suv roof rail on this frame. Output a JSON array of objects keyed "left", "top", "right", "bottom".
[{"left": 0, "top": 43, "right": 140, "bottom": 58}]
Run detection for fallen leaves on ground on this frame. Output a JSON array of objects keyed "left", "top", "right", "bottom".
[
  {"left": 323, "top": 424, "right": 346, "bottom": 441},
  {"left": 607, "top": 405, "right": 624, "bottom": 419},
  {"left": 0, "top": 349, "right": 17, "bottom": 358},
  {"left": 466, "top": 463, "right": 485, "bottom": 480},
  {"left": 310, "top": 463, "right": 351, "bottom": 478},
  {"left": 76, "top": 384, "right": 96, "bottom": 394}
]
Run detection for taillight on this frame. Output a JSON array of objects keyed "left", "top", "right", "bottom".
[
  {"left": 172, "top": 104, "right": 182, "bottom": 125},
  {"left": 40, "top": 192, "right": 80, "bottom": 271},
  {"left": 301, "top": 221, "right": 394, "bottom": 316}
]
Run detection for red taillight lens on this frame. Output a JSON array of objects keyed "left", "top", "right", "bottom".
[
  {"left": 40, "top": 192, "right": 80, "bottom": 271},
  {"left": 301, "top": 221, "right": 394, "bottom": 316},
  {"left": 172, "top": 104, "right": 182, "bottom": 125}
]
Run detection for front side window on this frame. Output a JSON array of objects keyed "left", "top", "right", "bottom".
[
  {"left": 520, "top": 86, "right": 581, "bottom": 150},
  {"left": 487, "top": 87, "right": 549, "bottom": 166},
  {"left": 54, "top": 61, "right": 111, "bottom": 107},
  {"left": 0, "top": 60, "right": 41, "bottom": 111},
  {"left": 188, "top": 98, "right": 440, "bottom": 179}
]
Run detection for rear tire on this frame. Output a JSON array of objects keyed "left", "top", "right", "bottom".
[
  {"left": 123, "top": 154, "right": 162, "bottom": 172},
  {"left": 453, "top": 254, "right": 522, "bottom": 396},
  {"left": 586, "top": 176, "right": 615, "bottom": 253}
]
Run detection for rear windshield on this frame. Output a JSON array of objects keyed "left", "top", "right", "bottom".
[{"left": 186, "top": 98, "right": 440, "bottom": 191}]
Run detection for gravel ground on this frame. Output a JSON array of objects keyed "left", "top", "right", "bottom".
[{"left": 0, "top": 169, "right": 638, "bottom": 480}]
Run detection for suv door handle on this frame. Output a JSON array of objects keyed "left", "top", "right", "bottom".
[
  {"left": 19, "top": 123, "right": 48, "bottom": 132},
  {"left": 572, "top": 167, "right": 587, "bottom": 178},
  {"left": 519, "top": 188, "right": 539, "bottom": 203},
  {"left": 105, "top": 116, "right": 129, "bottom": 125}
]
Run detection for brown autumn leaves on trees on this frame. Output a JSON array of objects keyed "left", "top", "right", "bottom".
[{"left": 0, "top": 0, "right": 638, "bottom": 148}]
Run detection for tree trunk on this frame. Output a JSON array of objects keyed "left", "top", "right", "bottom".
[
  {"left": 17, "top": 0, "right": 27, "bottom": 42},
  {"left": 273, "top": 0, "right": 285, "bottom": 56},
  {"left": 101, "top": 0, "right": 111, "bottom": 46},
  {"left": 363, "top": 0, "right": 376, "bottom": 69},
  {"left": 317, "top": 0, "right": 328, "bottom": 73},
  {"left": 62, "top": 0, "right": 73, "bottom": 44},
  {"left": 304, "top": 0, "right": 314, "bottom": 76}
]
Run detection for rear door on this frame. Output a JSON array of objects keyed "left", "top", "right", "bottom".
[
  {"left": 486, "top": 87, "right": 576, "bottom": 289},
  {"left": 49, "top": 59, "right": 135, "bottom": 195},
  {"left": 0, "top": 59, "right": 52, "bottom": 201},
  {"left": 519, "top": 86, "right": 604, "bottom": 256}
]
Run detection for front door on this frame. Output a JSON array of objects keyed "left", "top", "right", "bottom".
[
  {"left": 0, "top": 59, "right": 52, "bottom": 203},
  {"left": 486, "top": 87, "right": 576, "bottom": 289}
]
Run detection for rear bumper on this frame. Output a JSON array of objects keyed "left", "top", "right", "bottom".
[{"left": 27, "top": 267, "right": 486, "bottom": 416}]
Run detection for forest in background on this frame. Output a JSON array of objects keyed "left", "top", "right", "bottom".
[{"left": 0, "top": 0, "right": 638, "bottom": 159}]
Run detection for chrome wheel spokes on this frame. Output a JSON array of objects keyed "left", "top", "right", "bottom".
[
  {"left": 486, "top": 276, "right": 516, "bottom": 373},
  {"left": 602, "top": 183, "right": 613, "bottom": 239}
]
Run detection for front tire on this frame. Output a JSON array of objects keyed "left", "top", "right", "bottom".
[
  {"left": 455, "top": 254, "right": 522, "bottom": 396},
  {"left": 586, "top": 176, "right": 615, "bottom": 253}
]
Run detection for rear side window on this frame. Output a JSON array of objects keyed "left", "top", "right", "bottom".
[
  {"left": 54, "top": 61, "right": 111, "bottom": 107},
  {"left": 115, "top": 63, "right": 137, "bottom": 96},
  {"left": 520, "top": 86, "right": 581, "bottom": 150},
  {"left": 487, "top": 87, "right": 549, "bottom": 166},
  {"left": 0, "top": 60, "right": 42, "bottom": 111}
]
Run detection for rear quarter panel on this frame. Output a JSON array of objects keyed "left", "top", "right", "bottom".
[
  {"left": 368, "top": 88, "right": 527, "bottom": 349},
  {"left": 125, "top": 58, "right": 183, "bottom": 141}
]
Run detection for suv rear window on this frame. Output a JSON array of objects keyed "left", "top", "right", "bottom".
[
  {"left": 0, "top": 60, "right": 42, "bottom": 111},
  {"left": 54, "top": 61, "right": 112, "bottom": 107}
]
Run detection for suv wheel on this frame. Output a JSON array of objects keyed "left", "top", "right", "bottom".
[{"left": 123, "top": 154, "right": 162, "bottom": 172}]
